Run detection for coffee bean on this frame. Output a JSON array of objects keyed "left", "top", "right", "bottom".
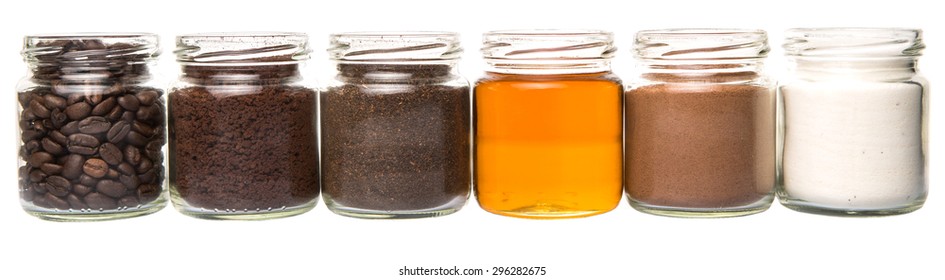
[
  {"left": 43, "top": 94, "right": 67, "bottom": 109},
  {"left": 64, "top": 102, "right": 91, "bottom": 120},
  {"left": 98, "top": 143, "right": 122, "bottom": 165},
  {"left": 67, "top": 134, "right": 100, "bottom": 155},
  {"left": 70, "top": 183, "right": 91, "bottom": 196},
  {"left": 41, "top": 138, "right": 65, "bottom": 155},
  {"left": 138, "top": 169, "right": 156, "bottom": 184},
  {"left": 82, "top": 158, "right": 108, "bottom": 178},
  {"left": 103, "top": 83, "right": 123, "bottom": 96},
  {"left": 118, "top": 95, "right": 140, "bottom": 111},
  {"left": 21, "top": 129, "right": 44, "bottom": 142},
  {"left": 117, "top": 196, "right": 139, "bottom": 208},
  {"left": 136, "top": 105, "right": 155, "bottom": 120},
  {"left": 79, "top": 174, "right": 98, "bottom": 188},
  {"left": 33, "top": 183, "right": 49, "bottom": 194},
  {"left": 61, "top": 122, "right": 82, "bottom": 136},
  {"left": 117, "top": 163, "right": 135, "bottom": 175},
  {"left": 119, "top": 174, "right": 140, "bottom": 188},
  {"left": 46, "top": 176, "right": 72, "bottom": 197},
  {"left": 122, "top": 146, "right": 142, "bottom": 166},
  {"left": 50, "top": 109, "right": 68, "bottom": 128},
  {"left": 67, "top": 93, "right": 85, "bottom": 105},
  {"left": 87, "top": 93, "right": 104, "bottom": 105},
  {"left": 96, "top": 180, "right": 126, "bottom": 198},
  {"left": 91, "top": 97, "right": 115, "bottom": 116},
  {"left": 61, "top": 154, "right": 85, "bottom": 179},
  {"left": 78, "top": 116, "right": 111, "bottom": 134},
  {"left": 29, "top": 169, "right": 47, "bottom": 182},
  {"left": 21, "top": 187, "right": 35, "bottom": 202},
  {"left": 105, "top": 105, "right": 123, "bottom": 121},
  {"left": 66, "top": 194, "right": 88, "bottom": 209},
  {"left": 136, "top": 90, "right": 159, "bottom": 106},
  {"left": 48, "top": 130, "right": 69, "bottom": 146},
  {"left": 107, "top": 169, "right": 120, "bottom": 178},
  {"left": 136, "top": 158, "right": 153, "bottom": 174},
  {"left": 121, "top": 111, "right": 136, "bottom": 123},
  {"left": 32, "top": 193, "right": 50, "bottom": 207},
  {"left": 125, "top": 131, "right": 147, "bottom": 146},
  {"left": 137, "top": 184, "right": 160, "bottom": 202},
  {"left": 28, "top": 151, "right": 53, "bottom": 167},
  {"left": 40, "top": 163, "right": 63, "bottom": 175},
  {"left": 132, "top": 121, "right": 155, "bottom": 138},
  {"left": 106, "top": 121, "right": 131, "bottom": 143},
  {"left": 84, "top": 192, "right": 117, "bottom": 209},
  {"left": 44, "top": 193, "right": 70, "bottom": 210},
  {"left": 29, "top": 99, "right": 51, "bottom": 118}
]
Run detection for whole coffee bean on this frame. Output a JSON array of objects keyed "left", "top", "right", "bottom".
[
  {"left": 125, "top": 131, "right": 147, "bottom": 146},
  {"left": 84, "top": 192, "right": 117, "bottom": 209},
  {"left": 21, "top": 187, "right": 35, "bottom": 202},
  {"left": 73, "top": 184, "right": 92, "bottom": 197},
  {"left": 105, "top": 105, "right": 123, "bottom": 122},
  {"left": 123, "top": 146, "right": 142, "bottom": 165},
  {"left": 121, "top": 111, "right": 136, "bottom": 123},
  {"left": 106, "top": 121, "right": 131, "bottom": 143},
  {"left": 29, "top": 99, "right": 51, "bottom": 118},
  {"left": 28, "top": 151, "right": 54, "bottom": 167},
  {"left": 44, "top": 193, "right": 70, "bottom": 210},
  {"left": 21, "top": 129, "right": 44, "bottom": 142},
  {"left": 117, "top": 95, "right": 140, "bottom": 111},
  {"left": 50, "top": 109, "right": 68, "bottom": 128},
  {"left": 40, "top": 163, "right": 63, "bottom": 175},
  {"left": 48, "top": 130, "right": 68, "bottom": 146},
  {"left": 46, "top": 175, "right": 72, "bottom": 197},
  {"left": 119, "top": 174, "right": 140, "bottom": 188},
  {"left": 138, "top": 169, "right": 156, "bottom": 184},
  {"left": 43, "top": 94, "right": 67, "bottom": 109},
  {"left": 41, "top": 138, "right": 65, "bottom": 155},
  {"left": 136, "top": 105, "right": 155, "bottom": 120},
  {"left": 103, "top": 83, "right": 123, "bottom": 96},
  {"left": 136, "top": 158, "right": 153, "bottom": 173},
  {"left": 136, "top": 90, "right": 159, "bottom": 106},
  {"left": 67, "top": 93, "right": 85, "bottom": 105},
  {"left": 83, "top": 158, "right": 108, "bottom": 178},
  {"left": 132, "top": 121, "right": 155, "bottom": 138},
  {"left": 66, "top": 194, "right": 88, "bottom": 209},
  {"left": 107, "top": 169, "right": 120, "bottom": 178},
  {"left": 61, "top": 154, "right": 84, "bottom": 179},
  {"left": 33, "top": 183, "right": 49, "bottom": 194},
  {"left": 137, "top": 184, "right": 160, "bottom": 202},
  {"left": 91, "top": 97, "right": 115, "bottom": 116},
  {"left": 24, "top": 140, "right": 41, "bottom": 153},
  {"left": 32, "top": 193, "right": 50, "bottom": 208},
  {"left": 118, "top": 196, "right": 139, "bottom": 208},
  {"left": 117, "top": 163, "right": 135, "bottom": 175},
  {"left": 79, "top": 175, "right": 98, "bottom": 188},
  {"left": 78, "top": 116, "right": 111, "bottom": 134},
  {"left": 99, "top": 143, "right": 122, "bottom": 165},
  {"left": 96, "top": 180, "right": 126, "bottom": 198},
  {"left": 60, "top": 121, "right": 80, "bottom": 135},
  {"left": 64, "top": 102, "right": 91, "bottom": 120},
  {"left": 29, "top": 169, "right": 47, "bottom": 182},
  {"left": 67, "top": 134, "right": 100, "bottom": 155}
]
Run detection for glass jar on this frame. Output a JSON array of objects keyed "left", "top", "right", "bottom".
[
  {"left": 15, "top": 33, "right": 167, "bottom": 221},
  {"left": 475, "top": 30, "right": 623, "bottom": 219},
  {"left": 625, "top": 29, "right": 775, "bottom": 217},
  {"left": 168, "top": 33, "right": 319, "bottom": 220},
  {"left": 322, "top": 32, "right": 470, "bottom": 219},
  {"left": 778, "top": 28, "right": 928, "bottom": 216}
]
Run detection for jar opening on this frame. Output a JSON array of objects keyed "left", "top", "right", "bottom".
[
  {"left": 634, "top": 28, "right": 769, "bottom": 60},
  {"left": 22, "top": 33, "right": 159, "bottom": 82},
  {"left": 329, "top": 31, "right": 462, "bottom": 62},
  {"left": 783, "top": 28, "right": 923, "bottom": 57},
  {"left": 175, "top": 32, "right": 310, "bottom": 65}
]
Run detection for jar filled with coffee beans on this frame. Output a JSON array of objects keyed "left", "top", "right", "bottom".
[{"left": 16, "top": 33, "right": 167, "bottom": 221}]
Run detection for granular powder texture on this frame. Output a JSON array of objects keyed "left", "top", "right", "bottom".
[
  {"left": 625, "top": 83, "right": 775, "bottom": 208},
  {"left": 322, "top": 64, "right": 470, "bottom": 212},
  {"left": 169, "top": 84, "right": 319, "bottom": 210}
]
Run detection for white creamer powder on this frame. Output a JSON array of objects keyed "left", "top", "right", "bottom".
[{"left": 781, "top": 81, "right": 926, "bottom": 209}]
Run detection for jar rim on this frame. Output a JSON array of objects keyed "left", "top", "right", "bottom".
[
  {"left": 783, "top": 27, "right": 923, "bottom": 57},
  {"left": 328, "top": 31, "right": 462, "bottom": 62},
  {"left": 483, "top": 29, "right": 612, "bottom": 36},
  {"left": 634, "top": 28, "right": 769, "bottom": 60},
  {"left": 330, "top": 31, "right": 459, "bottom": 39},
  {"left": 25, "top": 32, "right": 158, "bottom": 41},
  {"left": 175, "top": 32, "right": 310, "bottom": 65},
  {"left": 636, "top": 28, "right": 766, "bottom": 36}
]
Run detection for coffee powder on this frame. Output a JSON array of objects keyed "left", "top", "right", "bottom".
[{"left": 625, "top": 83, "right": 775, "bottom": 209}]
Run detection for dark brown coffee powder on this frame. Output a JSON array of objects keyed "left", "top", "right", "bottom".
[{"left": 625, "top": 83, "right": 775, "bottom": 208}]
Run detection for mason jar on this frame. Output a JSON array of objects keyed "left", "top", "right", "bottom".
[
  {"left": 16, "top": 33, "right": 167, "bottom": 221},
  {"left": 168, "top": 33, "right": 320, "bottom": 220},
  {"left": 625, "top": 29, "right": 776, "bottom": 217},
  {"left": 322, "top": 32, "right": 471, "bottom": 219},
  {"left": 778, "top": 28, "right": 928, "bottom": 216},
  {"left": 475, "top": 30, "right": 623, "bottom": 219}
]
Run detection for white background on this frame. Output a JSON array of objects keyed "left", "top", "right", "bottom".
[{"left": 1, "top": 0, "right": 941, "bottom": 279}]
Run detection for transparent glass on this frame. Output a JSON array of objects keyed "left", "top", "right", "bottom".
[
  {"left": 625, "top": 29, "right": 775, "bottom": 218},
  {"left": 778, "top": 28, "right": 928, "bottom": 216},
  {"left": 475, "top": 30, "right": 623, "bottom": 219},
  {"left": 322, "top": 32, "right": 471, "bottom": 219},
  {"left": 168, "top": 33, "right": 319, "bottom": 220},
  {"left": 15, "top": 33, "right": 168, "bottom": 221}
]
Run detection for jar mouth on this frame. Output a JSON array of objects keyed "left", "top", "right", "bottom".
[
  {"left": 483, "top": 29, "right": 612, "bottom": 37},
  {"left": 175, "top": 32, "right": 310, "bottom": 65},
  {"left": 783, "top": 27, "right": 923, "bottom": 57},
  {"left": 481, "top": 29, "right": 615, "bottom": 61},
  {"left": 22, "top": 33, "right": 160, "bottom": 64},
  {"left": 634, "top": 28, "right": 769, "bottom": 60},
  {"left": 328, "top": 31, "right": 462, "bottom": 62}
]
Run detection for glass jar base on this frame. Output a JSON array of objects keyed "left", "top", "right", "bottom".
[
  {"left": 627, "top": 195, "right": 773, "bottom": 218},
  {"left": 778, "top": 198, "right": 924, "bottom": 217},
  {"left": 22, "top": 197, "right": 167, "bottom": 222},
  {"left": 479, "top": 203, "right": 616, "bottom": 219},
  {"left": 171, "top": 198, "right": 318, "bottom": 220},
  {"left": 325, "top": 197, "right": 466, "bottom": 219}
]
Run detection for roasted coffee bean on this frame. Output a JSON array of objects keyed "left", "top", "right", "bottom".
[
  {"left": 78, "top": 116, "right": 110, "bottom": 134},
  {"left": 117, "top": 163, "right": 135, "bottom": 175},
  {"left": 96, "top": 180, "right": 126, "bottom": 198},
  {"left": 137, "top": 184, "right": 160, "bottom": 202},
  {"left": 60, "top": 121, "right": 80, "bottom": 135},
  {"left": 44, "top": 193, "right": 70, "bottom": 210},
  {"left": 28, "top": 151, "right": 54, "bottom": 167},
  {"left": 67, "top": 93, "right": 85, "bottom": 105},
  {"left": 118, "top": 196, "right": 140, "bottom": 208},
  {"left": 61, "top": 154, "right": 85, "bottom": 179},
  {"left": 24, "top": 140, "right": 41, "bottom": 153},
  {"left": 22, "top": 128, "right": 45, "bottom": 142},
  {"left": 132, "top": 121, "right": 155, "bottom": 138},
  {"left": 21, "top": 188, "right": 35, "bottom": 202},
  {"left": 136, "top": 158, "right": 153, "bottom": 174},
  {"left": 125, "top": 131, "right": 147, "bottom": 146},
  {"left": 91, "top": 97, "right": 115, "bottom": 116},
  {"left": 106, "top": 121, "right": 131, "bottom": 143},
  {"left": 121, "top": 111, "right": 136, "bottom": 123},
  {"left": 136, "top": 105, "right": 155, "bottom": 120},
  {"left": 138, "top": 169, "right": 156, "bottom": 184},
  {"left": 79, "top": 174, "right": 98, "bottom": 188},
  {"left": 40, "top": 163, "right": 63, "bottom": 175},
  {"left": 105, "top": 105, "right": 123, "bottom": 121},
  {"left": 86, "top": 93, "right": 104, "bottom": 105},
  {"left": 66, "top": 194, "right": 87, "bottom": 209},
  {"left": 29, "top": 169, "right": 47, "bottom": 182},
  {"left": 19, "top": 165, "right": 30, "bottom": 179},
  {"left": 64, "top": 102, "right": 91, "bottom": 120},
  {"left": 84, "top": 192, "right": 117, "bottom": 209},
  {"left": 33, "top": 183, "right": 48, "bottom": 194},
  {"left": 136, "top": 89, "right": 159, "bottom": 106},
  {"left": 103, "top": 83, "right": 123, "bottom": 96},
  {"left": 43, "top": 94, "right": 67, "bottom": 109},
  {"left": 123, "top": 146, "right": 142, "bottom": 165},
  {"left": 107, "top": 169, "right": 120, "bottom": 178},
  {"left": 32, "top": 193, "right": 50, "bottom": 207},
  {"left": 82, "top": 158, "right": 108, "bottom": 178},
  {"left": 50, "top": 109, "right": 68, "bottom": 128},
  {"left": 117, "top": 95, "right": 140, "bottom": 111},
  {"left": 48, "top": 130, "right": 69, "bottom": 146},
  {"left": 119, "top": 174, "right": 140, "bottom": 188},
  {"left": 73, "top": 184, "right": 92, "bottom": 196},
  {"left": 46, "top": 176, "right": 72, "bottom": 197},
  {"left": 98, "top": 143, "right": 122, "bottom": 165},
  {"left": 41, "top": 138, "right": 65, "bottom": 155},
  {"left": 29, "top": 99, "right": 51, "bottom": 118},
  {"left": 67, "top": 134, "right": 99, "bottom": 155}
]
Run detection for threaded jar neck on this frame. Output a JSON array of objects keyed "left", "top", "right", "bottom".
[
  {"left": 784, "top": 28, "right": 923, "bottom": 81},
  {"left": 22, "top": 33, "right": 159, "bottom": 84},
  {"left": 481, "top": 30, "right": 616, "bottom": 75},
  {"left": 175, "top": 32, "right": 310, "bottom": 83},
  {"left": 634, "top": 29, "right": 768, "bottom": 83}
]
